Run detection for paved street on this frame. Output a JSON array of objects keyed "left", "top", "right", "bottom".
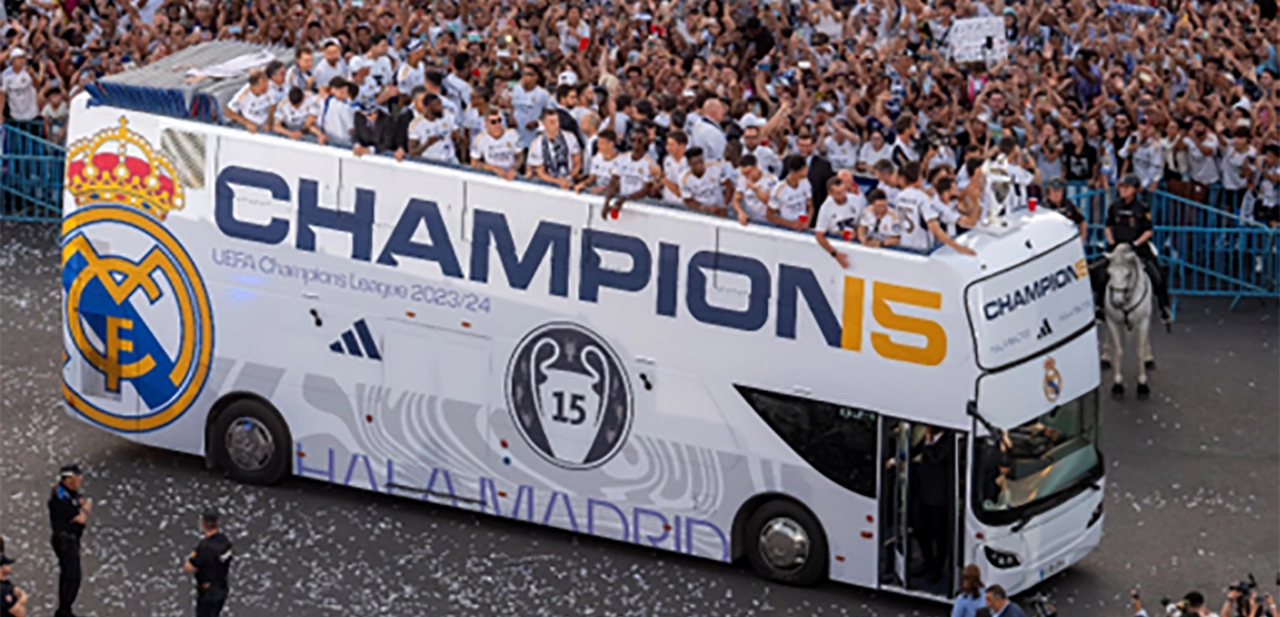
[{"left": 2, "top": 220, "right": 1277, "bottom": 617}]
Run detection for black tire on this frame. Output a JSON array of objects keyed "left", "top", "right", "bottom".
[
  {"left": 211, "top": 398, "right": 291, "bottom": 485},
  {"left": 744, "top": 499, "right": 828, "bottom": 586}
]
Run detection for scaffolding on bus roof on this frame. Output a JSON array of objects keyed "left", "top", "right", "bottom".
[{"left": 87, "top": 41, "right": 292, "bottom": 124}]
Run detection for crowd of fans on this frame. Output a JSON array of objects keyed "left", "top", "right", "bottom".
[{"left": 1, "top": 0, "right": 1279, "bottom": 260}]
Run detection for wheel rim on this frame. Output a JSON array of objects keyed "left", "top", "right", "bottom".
[
  {"left": 757, "top": 516, "right": 810, "bottom": 570},
  {"left": 225, "top": 417, "right": 275, "bottom": 472}
]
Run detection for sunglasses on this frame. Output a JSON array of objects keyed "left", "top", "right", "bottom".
[{"left": 487, "top": 117, "right": 502, "bottom": 124}]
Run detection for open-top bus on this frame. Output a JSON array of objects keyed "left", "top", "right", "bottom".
[{"left": 61, "top": 74, "right": 1102, "bottom": 600}]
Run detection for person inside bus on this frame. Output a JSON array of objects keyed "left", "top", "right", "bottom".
[
  {"left": 977, "top": 438, "right": 1013, "bottom": 509},
  {"left": 912, "top": 425, "right": 953, "bottom": 587}
]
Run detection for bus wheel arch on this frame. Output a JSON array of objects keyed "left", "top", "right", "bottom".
[
  {"left": 733, "top": 493, "right": 829, "bottom": 586},
  {"left": 206, "top": 393, "right": 293, "bottom": 486}
]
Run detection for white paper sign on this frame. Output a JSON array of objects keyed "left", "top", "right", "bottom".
[{"left": 948, "top": 17, "right": 1008, "bottom": 63}]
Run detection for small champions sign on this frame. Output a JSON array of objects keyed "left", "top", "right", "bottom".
[{"left": 983, "top": 258, "right": 1089, "bottom": 322}]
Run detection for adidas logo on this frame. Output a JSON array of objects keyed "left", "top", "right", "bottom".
[
  {"left": 1036, "top": 318, "right": 1053, "bottom": 340},
  {"left": 329, "top": 319, "right": 381, "bottom": 360}
]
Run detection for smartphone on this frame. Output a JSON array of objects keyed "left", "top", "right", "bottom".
[
  {"left": 352, "top": 0, "right": 364, "bottom": 6},
  {"left": 798, "top": 60, "right": 812, "bottom": 70},
  {"left": 227, "top": 24, "right": 242, "bottom": 34}
]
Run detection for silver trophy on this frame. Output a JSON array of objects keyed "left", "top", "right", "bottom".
[{"left": 979, "top": 154, "right": 1021, "bottom": 230}]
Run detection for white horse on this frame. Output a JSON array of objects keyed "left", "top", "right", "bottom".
[{"left": 1102, "top": 243, "right": 1155, "bottom": 399}]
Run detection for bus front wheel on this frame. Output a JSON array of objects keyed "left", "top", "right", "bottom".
[
  {"left": 744, "top": 499, "right": 828, "bottom": 586},
  {"left": 211, "top": 398, "right": 292, "bottom": 486}
]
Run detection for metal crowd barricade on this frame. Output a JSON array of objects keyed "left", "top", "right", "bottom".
[
  {"left": 0, "top": 120, "right": 66, "bottom": 223},
  {"left": 1067, "top": 182, "right": 1279, "bottom": 318}
]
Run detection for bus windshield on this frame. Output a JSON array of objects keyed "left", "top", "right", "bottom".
[{"left": 973, "top": 392, "right": 1100, "bottom": 518}]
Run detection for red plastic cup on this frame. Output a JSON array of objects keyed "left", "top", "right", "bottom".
[
  {"left": 579, "top": 37, "right": 590, "bottom": 52},
  {"left": 1028, "top": 197, "right": 1038, "bottom": 212},
  {"left": 843, "top": 229, "right": 853, "bottom": 241},
  {"left": 798, "top": 214, "right": 809, "bottom": 224},
  {"left": 611, "top": 208, "right": 619, "bottom": 219}
]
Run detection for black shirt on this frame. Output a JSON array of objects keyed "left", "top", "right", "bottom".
[
  {"left": 353, "top": 111, "right": 407, "bottom": 155},
  {"left": 1, "top": 580, "right": 18, "bottom": 617},
  {"left": 190, "top": 532, "right": 234, "bottom": 590},
  {"left": 1105, "top": 197, "right": 1152, "bottom": 245},
  {"left": 1044, "top": 198, "right": 1086, "bottom": 227},
  {"left": 1063, "top": 143, "right": 1098, "bottom": 181},
  {"left": 48, "top": 483, "right": 85, "bottom": 538}
]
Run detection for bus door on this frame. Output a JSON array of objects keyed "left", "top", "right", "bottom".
[
  {"left": 380, "top": 320, "right": 493, "bottom": 509},
  {"left": 878, "top": 419, "right": 962, "bottom": 597}
]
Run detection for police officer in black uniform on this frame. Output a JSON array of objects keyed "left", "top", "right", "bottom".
[
  {"left": 1105, "top": 174, "right": 1171, "bottom": 323},
  {"left": 1, "top": 553, "right": 30, "bottom": 617},
  {"left": 1042, "top": 177, "right": 1087, "bottom": 241},
  {"left": 1042, "top": 176, "right": 1103, "bottom": 317},
  {"left": 183, "top": 509, "right": 234, "bottom": 617},
  {"left": 48, "top": 464, "right": 91, "bottom": 617}
]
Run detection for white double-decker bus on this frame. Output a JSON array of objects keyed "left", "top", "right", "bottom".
[{"left": 61, "top": 85, "right": 1102, "bottom": 600}]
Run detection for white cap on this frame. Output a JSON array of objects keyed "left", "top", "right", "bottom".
[
  {"left": 10, "top": 48, "right": 26, "bottom": 59},
  {"left": 1232, "top": 98, "right": 1251, "bottom": 112},
  {"left": 557, "top": 70, "right": 578, "bottom": 86},
  {"left": 349, "top": 55, "right": 373, "bottom": 73},
  {"left": 738, "top": 112, "right": 767, "bottom": 128}
]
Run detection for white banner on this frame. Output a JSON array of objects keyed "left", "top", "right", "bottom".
[{"left": 948, "top": 17, "right": 1008, "bottom": 63}]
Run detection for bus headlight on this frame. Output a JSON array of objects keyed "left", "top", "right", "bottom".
[{"left": 984, "top": 546, "right": 1022, "bottom": 569}]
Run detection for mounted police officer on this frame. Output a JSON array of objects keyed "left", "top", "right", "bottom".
[
  {"left": 48, "top": 464, "right": 91, "bottom": 617},
  {"left": 183, "top": 509, "right": 234, "bottom": 617},
  {"left": 1105, "top": 174, "right": 1171, "bottom": 324}
]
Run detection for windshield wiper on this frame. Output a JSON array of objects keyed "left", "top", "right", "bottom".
[{"left": 1011, "top": 510, "right": 1039, "bottom": 533}]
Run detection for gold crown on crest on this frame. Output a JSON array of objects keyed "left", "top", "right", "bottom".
[{"left": 65, "top": 118, "right": 185, "bottom": 220}]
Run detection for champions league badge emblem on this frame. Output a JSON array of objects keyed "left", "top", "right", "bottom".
[{"left": 505, "top": 322, "right": 633, "bottom": 469}]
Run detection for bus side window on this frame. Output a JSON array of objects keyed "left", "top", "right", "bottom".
[{"left": 736, "top": 386, "right": 879, "bottom": 498}]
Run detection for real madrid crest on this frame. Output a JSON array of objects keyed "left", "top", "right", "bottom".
[
  {"left": 61, "top": 117, "right": 214, "bottom": 432},
  {"left": 1043, "top": 357, "right": 1062, "bottom": 403},
  {"left": 504, "top": 322, "right": 633, "bottom": 469}
]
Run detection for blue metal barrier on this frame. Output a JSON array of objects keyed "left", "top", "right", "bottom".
[
  {"left": 1067, "top": 182, "right": 1279, "bottom": 317},
  {"left": 0, "top": 121, "right": 66, "bottom": 223}
]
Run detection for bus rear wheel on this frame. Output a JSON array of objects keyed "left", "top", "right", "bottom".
[
  {"left": 211, "top": 398, "right": 291, "bottom": 486},
  {"left": 744, "top": 499, "right": 828, "bottom": 586}
]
